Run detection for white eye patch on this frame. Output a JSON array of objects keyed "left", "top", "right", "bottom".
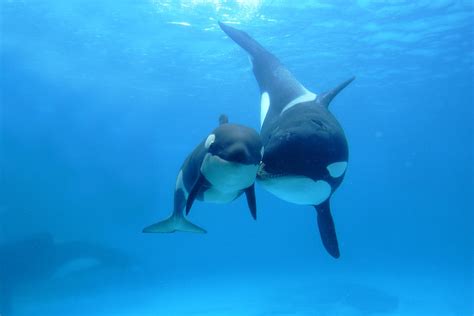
[
  {"left": 327, "top": 161, "right": 348, "bottom": 178},
  {"left": 205, "top": 134, "right": 216, "bottom": 149},
  {"left": 260, "top": 147, "right": 265, "bottom": 159}
]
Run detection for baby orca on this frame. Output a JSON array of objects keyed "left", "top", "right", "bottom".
[{"left": 143, "top": 115, "right": 263, "bottom": 234}]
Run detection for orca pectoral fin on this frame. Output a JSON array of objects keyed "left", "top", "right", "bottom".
[
  {"left": 186, "top": 175, "right": 205, "bottom": 216},
  {"left": 315, "top": 200, "right": 340, "bottom": 258},
  {"left": 244, "top": 184, "right": 257, "bottom": 220}
]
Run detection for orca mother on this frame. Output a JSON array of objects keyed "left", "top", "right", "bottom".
[
  {"left": 219, "top": 22, "right": 354, "bottom": 258},
  {"left": 143, "top": 115, "right": 263, "bottom": 234}
]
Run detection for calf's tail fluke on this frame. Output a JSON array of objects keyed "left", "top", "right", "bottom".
[{"left": 142, "top": 214, "right": 206, "bottom": 234}]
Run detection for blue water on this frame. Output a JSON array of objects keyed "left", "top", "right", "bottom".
[{"left": 1, "top": 1, "right": 473, "bottom": 315}]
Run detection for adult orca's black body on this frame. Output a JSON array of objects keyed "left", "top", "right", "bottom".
[
  {"left": 143, "top": 115, "right": 263, "bottom": 234},
  {"left": 219, "top": 22, "right": 354, "bottom": 258}
]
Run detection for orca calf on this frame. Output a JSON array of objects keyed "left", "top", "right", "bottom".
[
  {"left": 143, "top": 115, "right": 263, "bottom": 234},
  {"left": 219, "top": 22, "right": 354, "bottom": 258}
]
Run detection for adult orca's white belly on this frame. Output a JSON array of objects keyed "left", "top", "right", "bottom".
[
  {"left": 258, "top": 173, "right": 332, "bottom": 205},
  {"left": 257, "top": 105, "right": 348, "bottom": 206}
]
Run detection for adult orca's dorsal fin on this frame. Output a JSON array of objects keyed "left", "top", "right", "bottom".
[
  {"left": 219, "top": 22, "right": 316, "bottom": 126},
  {"left": 316, "top": 77, "right": 355, "bottom": 108},
  {"left": 219, "top": 114, "right": 229, "bottom": 125}
]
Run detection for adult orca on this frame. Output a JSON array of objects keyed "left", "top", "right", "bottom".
[
  {"left": 0, "top": 233, "right": 130, "bottom": 315},
  {"left": 219, "top": 22, "right": 354, "bottom": 258},
  {"left": 143, "top": 115, "right": 263, "bottom": 234}
]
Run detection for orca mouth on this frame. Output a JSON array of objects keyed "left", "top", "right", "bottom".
[
  {"left": 257, "top": 163, "right": 289, "bottom": 180},
  {"left": 214, "top": 143, "right": 261, "bottom": 165}
]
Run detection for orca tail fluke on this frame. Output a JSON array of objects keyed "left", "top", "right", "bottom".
[
  {"left": 315, "top": 200, "right": 340, "bottom": 258},
  {"left": 218, "top": 21, "right": 274, "bottom": 61},
  {"left": 317, "top": 76, "right": 355, "bottom": 108},
  {"left": 142, "top": 214, "right": 207, "bottom": 234},
  {"left": 219, "top": 22, "right": 313, "bottom": 118}
]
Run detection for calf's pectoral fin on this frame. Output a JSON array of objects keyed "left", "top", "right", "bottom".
[
  {"left": 315, "top": 199, "right": 340, "bottom": 258},
  {"left": 244, "top": 184, "right": 257, "bottom": 220},
  {"left": 186, "top": 175, "right": 206, "bottom": 215}
]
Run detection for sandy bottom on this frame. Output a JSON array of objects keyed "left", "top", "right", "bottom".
[{"left": 11, "top": 267, "right": 471, "bottom": 316}]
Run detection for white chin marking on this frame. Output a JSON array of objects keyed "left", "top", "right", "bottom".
[
  {"left": 201, "top": 153, "right": 258, "bottom": 192},
  {"left": 258, "top": 175, "right": 331, "bottom": 205},
  {"left": 203, "top": 188, "right": 240, "bottom": 203},
  {"left": 281, "top": 90, "right": 317, "bottom": 114},
  {"left": 260, "top": 92, "right": 270, "bottom": 126},
  {"left": 327, "top": 161, "right": 348, "bottom": 178}
]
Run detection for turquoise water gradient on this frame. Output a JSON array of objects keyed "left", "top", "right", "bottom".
[{"left": 1, "top": 1, "right": 473, "bottom": 315}]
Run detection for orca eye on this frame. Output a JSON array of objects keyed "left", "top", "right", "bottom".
[{"left": 205, "top": 134, "right": 216, "bottom": 149}]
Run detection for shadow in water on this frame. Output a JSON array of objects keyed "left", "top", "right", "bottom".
[{"left": 0, "top": 232, "right": 131, "bottom": 316}]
